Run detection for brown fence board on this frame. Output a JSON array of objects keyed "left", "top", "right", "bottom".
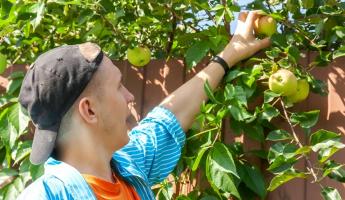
[{"left": 142, "top": 59, "right": 185, "bottom": 116}]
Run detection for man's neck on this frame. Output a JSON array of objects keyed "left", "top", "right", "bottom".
[{"left": 59, "top": 136, "right": 115, "bottom": 183}]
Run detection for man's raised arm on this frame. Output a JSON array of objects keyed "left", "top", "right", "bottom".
[{"left": 160, "top": 11, "right": 271, "bottom": 132}]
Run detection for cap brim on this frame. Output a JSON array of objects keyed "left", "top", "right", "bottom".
[{"left": 30, "top": 126, "right": 57, "bottom": 165}]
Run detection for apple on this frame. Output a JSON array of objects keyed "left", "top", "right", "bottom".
[
  {"left": 286, "top": 79, "right": 309, "bottom": 103},
  {"left": 127, "top": 46, "right": 151, "bottom": 67},
  {"left": 254, "top": 16, "right": 277, "bottom": 37},
  {"left": 269, "top": 69, "right": 297, "bottom": 96}
]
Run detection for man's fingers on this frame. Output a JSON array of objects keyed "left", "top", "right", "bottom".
[
  {"left": 235, "top": 11, "right": 248, "bottom": 35},
  {"left": 238, "top": 11, "right": 248, "bottom": 22},
  {"left": 252, "top": 37, "right": 271, "bottom": 52},
  {"left": 244, "top": 10, "right": 260, "bottom": 33}
]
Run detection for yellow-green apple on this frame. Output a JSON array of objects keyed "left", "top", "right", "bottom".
[
  {"left": 254, "top": 16, "right": 277, "bottom": 37},
  {"left": 127, "top": 46, "right": 151, "bottom": 67},
  {"left": 286, "top": 79, "right": 310, "bottom": 103},
  {"left": 269, "top": 69, "right": 297, "bottom": 96}
]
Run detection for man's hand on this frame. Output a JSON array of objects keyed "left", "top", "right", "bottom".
[
  {"left": 219, "top": 11, "right": 271, "bottom": 67},
  {"left": 160, "top": 10, "right": 272, "bottom": 132}
]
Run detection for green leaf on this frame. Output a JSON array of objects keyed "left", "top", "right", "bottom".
[
  {"left": 264, "top": 90, "right": 280, "bottom": 103},
  {"left": 0, "top": 94, "right": 17, "bottom": 108},
  {"left": 334, "top": 26, "right": 345, "bottom": 38},
  {"left": 321, "top": 187, "right": 342, "bottom": 200},
  {"left": 295, "top": 146, "right": 312, "bottom": 155},
  {"left": 0, "top": 168, "right": 18, "bottom": 184},
  {"left": 206, "top": 150, "right": 240, "bottom": 200},
  {"left": 333, "top": 45, "right": 345, "bottom": 59},
  {"left": 267, "top": 156, "right": 297, "bottom": 174},
  {"left": 31, "top": 1, "right": 45, "bottom": 30},
  {"left": 8, "top": 103, "right": 30, "bottom": 136},
  {"left": 6, "top": 79, "right": 23, "bottom": 95},
  {"left": 242, "top": 65, "right": 263, "bottom": 87},
  {"left": 3, "top": 177, "right": 24, "bottom": 200},
  {"left": 310, "top": 129, "right": 340, "bottom": 146},
  {"left": 266, "top": 129, "right": 292, "bottom": 141},
  {"left": 267, "top": 170, "right": 307, "bottom": 191},
  {"left": 8, "top": 72, "right": 24, "bottom": 80},
  {"left": 245, "top": 149, "right": 268, "bottom": 160},
  {"left": 323, "top": 161, "right": 345, "bottom": 182},
  {"left": 224, "top": 84, "right": 247, "bottom": 106},
  {"left": 186, "top": 41, "right": 210, "bottom": 69},
  {"left": 242, "top": 122, "right": 265, "bottom": 142},
  {"left": 176, "top": 195, "right": 192, "bottom": 200},
  {"left": 211, "top": 4, "right": 224, "bottom": 11},
  {"left": 30, "top": 163, "right": 44, "bottom": 181},
  {"left": 266, "top": 47, "right": 281, "bottom": 59},
  {"left": 260, "top": 104, "right": 279, "bottom": 122},
  {"left": 228, "top": 102, "right": 252, "bottom": 122},
  {"left": 204, "top": 80, "right": 219, "bottom": 104},
  {"left": 307, "top": 75, "right": 328, "bottom": 96},
  {"left": 238, "top": 163, "right": 266, "bottom": 199},
  {"left": 270, "top": 34, "right": 288, "bottom": 48},
  {"left": 0, "top": 53, "right": 7, "bottom": 74},
  {"left": 286, "top": 45, "right": 300, "bottom": 63},
  {"left": 192, "top": 147, "right": 209, "bottom": 171},
  {"left": 290, "top": 110, "right": 320, "bottom": 129},
  {"left": 210, "top": 142, "right": 238, "bottom": 178},
  {"left": 268, "top": 142, "right": 298, "bottom": 163},
  {"left": 14, "top": 141, "right": 32, "bottom": 165},
  {"left": 215, "top": 10, "right": 225, "bottom": 26},
  {"left": 313, "top": 140, "right": 345, "bottom": 163}
]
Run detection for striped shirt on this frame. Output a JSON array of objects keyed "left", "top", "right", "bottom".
[{"left": 18, "top": 106, "right": 186, "bottom": 200}]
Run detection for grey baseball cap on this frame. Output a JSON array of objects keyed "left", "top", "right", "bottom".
[{"left": 18, "top": 42, "right": 104, "bottom": 164}]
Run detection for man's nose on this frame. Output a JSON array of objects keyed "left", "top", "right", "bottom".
[{"left": 124, "top": 87, "right": 135, "bottom": 103}]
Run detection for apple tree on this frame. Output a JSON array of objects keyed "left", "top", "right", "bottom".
[{"left": 0, "top": 0, "right": 344, "bottom": 199}]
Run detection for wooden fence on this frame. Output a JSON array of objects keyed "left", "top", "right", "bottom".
[{"left": 1, "top": 53, "right": 344, "bottom": 200}]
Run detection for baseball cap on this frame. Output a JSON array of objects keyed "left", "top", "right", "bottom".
[{"left": 18, "top": 42, "right": 104, "bottom": 165}]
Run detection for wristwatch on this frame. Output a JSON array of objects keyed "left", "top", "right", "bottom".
[{"left": 210, "top": 55, "right": 230, "bottom": 73}]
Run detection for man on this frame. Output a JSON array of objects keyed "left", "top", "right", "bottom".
[{"left": 18, "top": 11, "right": 270, "bottom": 199}]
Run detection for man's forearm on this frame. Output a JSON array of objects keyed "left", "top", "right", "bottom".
[
  {"left": 159, "top": 11, "right": 271, "bottom": 132},
  {"left": 160, "top": 61, "right": 226, "bottom": 132}
]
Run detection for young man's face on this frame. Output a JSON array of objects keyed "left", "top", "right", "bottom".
[{"left": 96, "top": 56, "right": 134, "bottom": 151}]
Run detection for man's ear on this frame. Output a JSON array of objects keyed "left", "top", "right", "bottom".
[{"left": 78, "top": 97, "right": 98, "bottom": 124}]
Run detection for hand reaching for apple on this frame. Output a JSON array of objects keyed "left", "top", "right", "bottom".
[{"left": 218, "top": 11, "right": 272, "bottom": 68}]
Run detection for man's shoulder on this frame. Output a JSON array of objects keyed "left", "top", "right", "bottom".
[
  {"left": 17, "top": 158, "right": 96, "bottom": 200},
  {"left": 17, "top": 175, "right": 68, "bottom": 199}
]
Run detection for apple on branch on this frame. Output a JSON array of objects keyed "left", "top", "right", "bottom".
[
  {"left": 254, "top": 15, "right": 277, "bottom": 37},
  {"left": 127, "top": 46, "right": 151, "bottom": 67},
  {"left": 269, "top": 69, "right": 297, "bottom": 96},
  {"left": 286, "top": 79, "right": 310, "bottom": 103}
]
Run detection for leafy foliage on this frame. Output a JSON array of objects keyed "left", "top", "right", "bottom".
[{"left": 0, "top": 0, "right": 344, "bottom": 199}]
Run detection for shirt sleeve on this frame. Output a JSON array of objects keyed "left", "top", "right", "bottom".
[{"left": 115, "top": 106, "right": 186, "bottom": 186}]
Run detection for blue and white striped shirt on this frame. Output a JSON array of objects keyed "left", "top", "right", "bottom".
[{"left": 18, "top": 106, "right": 186, "bottom": 200}]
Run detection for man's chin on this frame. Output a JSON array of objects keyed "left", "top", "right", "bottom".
[{"left": 126, "top": 116, "right": 137, "bottom": 129}]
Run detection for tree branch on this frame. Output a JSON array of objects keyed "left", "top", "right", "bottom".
[
  {"left": 280, "top": 99, "right": 318, "bottom": 182},
  {"left": 166, "top": 7, "right": 177, "bottom": 55},
  {"left": 221, "top": 0, "right": 231, "bottom": 35}
]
